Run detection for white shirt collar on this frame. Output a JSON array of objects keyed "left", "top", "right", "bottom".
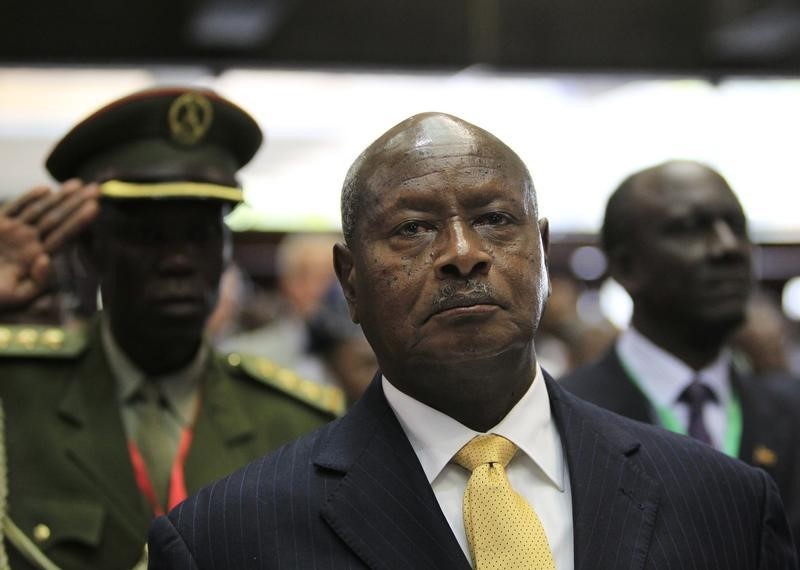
[
  {"left": 616, "top": 327, "right": 732, "bottom": 408},
  {"left": 382, "top": 364, "right": 566, "bottom": 491}
]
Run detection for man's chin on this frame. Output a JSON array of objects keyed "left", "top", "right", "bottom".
[
  {"left": 692, "top": 308, "right": 747, "bottom": 337},
  {"left": 412, "top": 338, "right": 527, "bottom": 366}
]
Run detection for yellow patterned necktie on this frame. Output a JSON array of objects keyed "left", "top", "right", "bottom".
[{"left": 453, "top": 434, "right": 556, "bottom": 569}]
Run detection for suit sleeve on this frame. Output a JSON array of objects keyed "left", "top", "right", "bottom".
[
  {"left": 147, "top": 514, "right": 201, "bottom": 570},
  {"left": 758, "top": 469, "right": 799, "bottom": 569}
]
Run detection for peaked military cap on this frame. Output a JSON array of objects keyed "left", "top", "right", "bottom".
[{"left": 45, "top": 87, "right": 263, "bottom": 204}]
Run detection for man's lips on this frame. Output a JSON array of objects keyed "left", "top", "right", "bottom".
[{"left": 427, "top": 293, "right": 500, "bottom": 322}]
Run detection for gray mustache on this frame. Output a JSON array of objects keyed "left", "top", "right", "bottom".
[{"left": 432, "top": 280, "right": 495, "bottom": 313}]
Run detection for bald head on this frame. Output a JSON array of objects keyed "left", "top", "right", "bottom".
[
  {"left": 602, "top": 160, "right": 735, "bottom": 255},
  {"left": 341, "top": 113, "right": 536, "bottom": 247}
]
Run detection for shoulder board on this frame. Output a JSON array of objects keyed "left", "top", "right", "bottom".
[
  {"left": 0, "top": 324, "right": 88, "bottom": 359},
  {"left": 224, "top": 352, "right": 346, "bottom": 417}
]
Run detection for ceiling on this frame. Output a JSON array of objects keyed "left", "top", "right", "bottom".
[{"left": 5, "top": 0, "right": 800, "bottom": 73}]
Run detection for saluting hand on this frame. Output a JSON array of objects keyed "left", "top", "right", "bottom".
[{"left": 0, "top": 180, "right": 100, "bottom": 308}]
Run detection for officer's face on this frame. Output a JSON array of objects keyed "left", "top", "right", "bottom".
[
  {"left": 335, "top": 127, "right": 550, "bottom": 393},
  {"left": 622, "top": 164, "right": 752, "bottom": 333},
  {"left": 94, "top": 199, "right": 228, "bottom": 346}
]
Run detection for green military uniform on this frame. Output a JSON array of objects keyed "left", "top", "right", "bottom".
[
  {"left": 0, "top": 87, "right": 345, "bottom": 569},
  {"left": 0, "top": 321, "right": 342, "bottom": 569}
]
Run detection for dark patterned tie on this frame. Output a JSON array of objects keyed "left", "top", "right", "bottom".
[{"left": 678, "top": 380, "right": 716, "bottom": 446}]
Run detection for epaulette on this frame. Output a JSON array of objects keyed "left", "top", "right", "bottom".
[
  {"left": 224, "top": 352, "right": 346, "bottom": 417},
  {"left": 0, "top": 324, "right": 88, "bottom": 358}
]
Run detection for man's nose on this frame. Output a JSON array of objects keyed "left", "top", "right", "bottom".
[
  {"left": 434, "top": 221, "right": 492, "bottom": 279},
  {"left": 708, "top": 219, "right": 746, "bottom": 258},
  {"left": 157, "top": 242, "right": 196, "bottom": 274}
]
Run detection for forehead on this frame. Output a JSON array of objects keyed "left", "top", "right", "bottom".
[
  {"left": 362, "top": 130, "right": 530, "bottom": 210},
  {"left": 631, "top": 165, "right": 743, "bottom": 220},
  {"left": 99, "top": 199, "right": 224, "bottom": 233}
]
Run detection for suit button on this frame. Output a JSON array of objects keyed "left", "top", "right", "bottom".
[{"left": 33, "top": 523, "right": 51, "bottom": 543}]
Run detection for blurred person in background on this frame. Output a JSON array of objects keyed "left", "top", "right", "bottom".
[
  {"left": 560, "top": 160, "right": 800, "bottom": 551},
  {"left": 220, "top": 232, "right": 341, "bottom": 384},
  {"left": 306, "top": 282, "right": 378, "bottom": 404},
  {"left": 0, "top": 88, "right": 342, "bottom": 570},
  {"left": 732, "top": 291, "right": 797, "bottom": 382},
  {"left": 535, "top": 276, "right": 617, "bottom": 376}
]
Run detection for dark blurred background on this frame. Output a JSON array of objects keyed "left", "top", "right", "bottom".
[{"left": 5, "top": 0, "right": 800, "bottom": 72}]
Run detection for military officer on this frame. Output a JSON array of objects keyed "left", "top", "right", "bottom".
[{"left": 0, "top": 88, "right": 344, "bottom": 570}]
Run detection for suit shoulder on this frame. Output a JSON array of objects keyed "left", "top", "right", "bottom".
[
  {"left": 559, "top": 356, "right": 627, "bottom": 401},
  {"left": 0, "top": 323, "right": 89, "bottom": 359},
  {"left": 219, "top": 351, "right": 346, "bottom": 418}
]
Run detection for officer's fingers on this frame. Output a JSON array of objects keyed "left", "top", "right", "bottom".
[
  {"left": 16, "top": 189, "right": 66, "bottom": 225},
  {"left": 38, "top": 183, "right": 99, "bottom": 238},
  {"left": 0, "top": 186, "right": 51, "bottom": 217},
  {"left": 0, "top": 219, "right": 40, "bottom": 260},
  {"left": 42, "top": 197, "right": 100, "bottom": 253},
  {"left": 60, "top": 178, "right": 84, "bottom": 194},
  {"left": 29, "top": 252, "right": 52, "bottom": 286}
]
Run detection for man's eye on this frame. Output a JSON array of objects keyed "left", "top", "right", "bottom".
[
  {"left": 397, "top": 221, "right": 426, "bottom": 236},
  {"left": 475, "top": 212, "right": 509, "bottom": 226}
]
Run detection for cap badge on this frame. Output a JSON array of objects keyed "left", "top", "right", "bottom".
[{"left": 168, "top": 92, "right": 213, "bottom": 145}]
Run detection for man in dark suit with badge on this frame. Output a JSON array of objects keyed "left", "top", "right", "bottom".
[
  {"left": 560, "top": 160, "right": 800, "bottom": 554},
  {"left": 0, "top": 88, "right": 343, "bottom": 570},
  {"left": 148, "top": 115, "right": 796, "bottom": 569}
]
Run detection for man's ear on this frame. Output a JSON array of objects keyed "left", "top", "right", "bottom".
[
  {"left": 538, "top": 217, "right": 550, "bottom": 258},
  {"left": 607, "top": 246, "right": 641, "bottom": 296},
  {"left": 538, "top": 217, "right": 552, "bottom": 300},
  {"left": 333, "top": 242, "right": 359, "bottom": 324}
]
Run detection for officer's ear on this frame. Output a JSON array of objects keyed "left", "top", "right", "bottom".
[{"left": 333, "top": 242, "right": 359, "bottom": 324}]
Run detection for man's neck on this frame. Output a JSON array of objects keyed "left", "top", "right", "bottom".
[
  {"left": 107, "top": 322, "right": 202, "bottom": 377},
  {"left": 631, "top": 314, "right": 728, "bottom": 371},
  {"left": 383, "top": 348, "right": 537, "bottom": 432}
]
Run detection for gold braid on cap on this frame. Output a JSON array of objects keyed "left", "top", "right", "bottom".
[{"left": 100, "top": 180, "right": 243, "bottom": 203}]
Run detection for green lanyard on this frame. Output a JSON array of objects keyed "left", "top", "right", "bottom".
[{"left": 618, "top": 355, "right": 743, "bottom": 458}]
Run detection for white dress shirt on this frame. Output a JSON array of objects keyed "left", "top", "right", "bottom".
[
  {"left": 383, "top": 365, "right": 574, "bottom": 569},
  {"left": 616, "top": 327, "right": 732, "bottom": 450}
]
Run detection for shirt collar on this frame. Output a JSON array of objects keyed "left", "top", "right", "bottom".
[
  {"left": 100, "top": 315, "right": 207, "bottom": 426},
  {"left": 382, "top": 364, "right": 566, "bottom": 491},
  {"left": 616, "top": 327, "right": 732, "bottom": 408}
]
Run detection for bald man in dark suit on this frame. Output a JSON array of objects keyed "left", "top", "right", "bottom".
[{"left": 148, "top": 118, "right": 797, "bottom": 569}]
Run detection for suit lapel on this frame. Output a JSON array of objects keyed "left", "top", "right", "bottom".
[
  {"left": 315, "top": 376, "right": 470, "bottom": 570},
  {"left": 547, "top": 375, "right": 660, "bottom": 570},
  {"left": 734, "top": 372, "right": 789, "bottom": 469},
  {"left": 600, "top": 349, "right": 656, "bottom": 424},
  {"left": 184, "top": 354, "right": 259, "bottom": 492},
  {"left": 56, "top": 333, "right": 151, "bottom": 542}
]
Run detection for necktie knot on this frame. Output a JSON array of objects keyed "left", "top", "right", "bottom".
[
  {"left": 679, "top": 380, "right": 716, "bottom": 407},
  {"left": 453, "top": 434, "right": 518, "bottom": 473}
]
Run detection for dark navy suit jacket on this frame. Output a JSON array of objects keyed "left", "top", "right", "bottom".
[
  {"left": 148, "top": 373, "right": 797, "bottom": 569},
  {"left": 560, "top": 346, "right": 800, "bottom": 552}
]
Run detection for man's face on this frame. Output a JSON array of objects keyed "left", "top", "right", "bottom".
[
  {"left": 336, "top": 133, "right": 550, "bottom": 381},
  {"left": 94, "top": 200, "right": 228, "bottom": 346},
  {"left": 622, "top": 164, "right": 752, "bottom": 333}
]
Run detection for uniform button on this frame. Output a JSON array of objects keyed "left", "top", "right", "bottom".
[
  {"left": 33, "top": 523, "right": 51, "bottom": 543},
  {"left": 227, "top": 353, "right": 241, "bottom": 367}
]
